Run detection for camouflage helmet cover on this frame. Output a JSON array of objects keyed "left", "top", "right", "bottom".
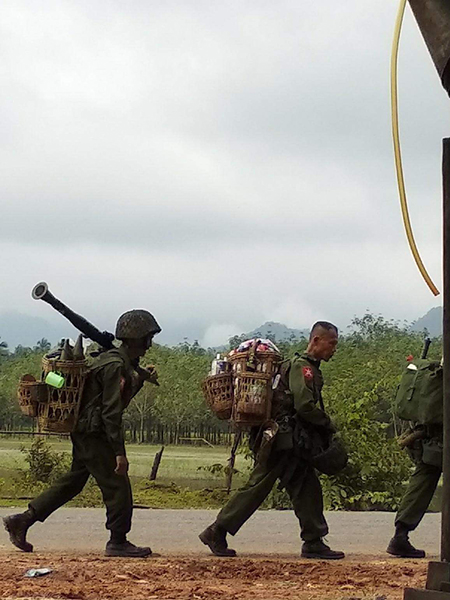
[{"left": 115, "top": 310, "right": 161, "bottom": 340}]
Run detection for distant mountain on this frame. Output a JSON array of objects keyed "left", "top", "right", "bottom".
[
  {"left": 411, "top": 307, "right": 442, "bottom": 338},
  {"left": 243, "top": 321, "right": 308, "bottom": 342},
  {"left": 2, "top": 308, "right": 443, "bottom": 352}
]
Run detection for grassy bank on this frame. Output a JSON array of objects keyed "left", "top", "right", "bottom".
[
  {"left": 0, "top": 437, "right": 247, "bottom": 484},
  {"left": 0, "top": 437, "right": 248, "bottom": 509},
  {"left": 0, "top": 437, "right": 442, "bottom": 512}
]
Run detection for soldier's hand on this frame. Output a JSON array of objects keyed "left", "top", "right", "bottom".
[
  {"left": 115, "top": 455, "right": 129, "bottom": 476},
  {"left": 138, "top": 364, "right": 159, "bottom": 385}
]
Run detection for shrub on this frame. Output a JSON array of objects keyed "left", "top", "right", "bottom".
[{"left": 20, "top": 438, "right": 69, "bottom": 484}]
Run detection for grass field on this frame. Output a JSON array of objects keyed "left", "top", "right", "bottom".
[
  {"left": 0, "top": 436, "right": 249, "bottom": 491},
  {"left": 0, "top": 437, "right": 442, "bottom": 512}
]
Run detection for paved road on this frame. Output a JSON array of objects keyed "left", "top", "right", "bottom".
[{"left": 0, "top": 508, "right": 440, "bottom": 557}]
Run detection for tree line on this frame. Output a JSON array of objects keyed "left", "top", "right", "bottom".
[
  {"left": 0, "top": 336, "right": 229, "bottom": 443},
  {"left": 0, "top": 314, "right": 439, "bottom": 509}
]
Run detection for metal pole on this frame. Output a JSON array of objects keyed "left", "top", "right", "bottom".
[
  {"left": 442, "top": 138, "right": 450, "bottom": 562},
  {"left": 226, "top": 431, "right": 242, "bottom": 494},
  {"left": 408, "top": 0, "right": 450, "bottom": 95}
]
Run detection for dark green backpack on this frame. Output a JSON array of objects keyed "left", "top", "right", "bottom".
[{"left": 395, "top": 359, "right": 443, "bottom": 425}]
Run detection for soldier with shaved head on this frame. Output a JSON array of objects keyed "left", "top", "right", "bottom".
[{"left": 200, "top": 321, "right": 346, "bottom": 560}]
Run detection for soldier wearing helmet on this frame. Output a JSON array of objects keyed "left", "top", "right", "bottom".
[{"left": 4, "top": 310, "right": 161, "bottom": 559}]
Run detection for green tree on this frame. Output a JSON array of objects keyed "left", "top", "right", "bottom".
[
  {"left": 13, "top": 345, "right": 33, "bottom": 357},
  {"left": 126, "top": 384, "right": 156, "bottom": 443},
  {"left": 319, "top": 313, "right": 433, "bottom": 509},
  {"left": 34, "top": 338, "right": 51, "bottom": 352},
  {"left": 0, "top": 338, "right": 8, "bottom": 355},
  {"left": 148, "top": 343, "right": 212, "bottom": 442}
]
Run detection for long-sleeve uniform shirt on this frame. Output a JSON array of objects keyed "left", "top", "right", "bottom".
[
  {"left": 274, "top": 354, "right": 334, "bottom": 430},
  {"left": 75, "top": 346, "right": 143, "bottom": 456},
  {"left": 287, "top": 353, "right": 333, "bottom": 430},
  {"left": 269, "top": 352, "right": 334, "bottom": 454}
]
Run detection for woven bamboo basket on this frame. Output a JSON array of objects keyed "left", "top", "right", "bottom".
[
  {"left": 38, "top": 358, "right": 88, "bottom": 433},
  {"left": 17, "top": 376, "right": 47, "bottom": 417},
  {"left": 228, "top": 350, "right": 281, "bottom": 376},
  {"left": 233, "top": 371, "right": 273, "bottom": 428},
  {"left": 202, "top": 373, "right": 233, "bottom": 420}
]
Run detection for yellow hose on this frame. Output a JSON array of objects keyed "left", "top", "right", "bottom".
[{"left": 391, "top": 0, "right": 440, "bottom": 296}]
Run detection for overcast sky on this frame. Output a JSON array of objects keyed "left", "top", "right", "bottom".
[{"left": 1, "top": 0, "right": 449, "bottom": 347}]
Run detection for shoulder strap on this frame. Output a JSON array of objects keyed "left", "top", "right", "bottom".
[
  {"left": 88, "top": 353, "right": 124, "bottom": 374},
  {"left": 279, "top": 359, "right": 291, "bottom": 378},
  {"left": 315, "top": 382, "right": 325, "bottom": 412}
]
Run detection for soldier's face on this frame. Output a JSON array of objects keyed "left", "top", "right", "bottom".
[
  {"left": 136, "top": 334, "right": 153, "bottom": 356},
  {"left": 125, "top": 334, "right": 154, "bottom": 358},
  {"left": 315, "top": 332, "right": 338, "bottom": 361}
]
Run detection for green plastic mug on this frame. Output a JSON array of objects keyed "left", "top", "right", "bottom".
[{"left": 45, "top": 372, "right": 65, "bottom": 389}]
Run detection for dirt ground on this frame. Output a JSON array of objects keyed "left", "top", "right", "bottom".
[{"left": 1, "top": 552, "right": 427, "bottom": 600}]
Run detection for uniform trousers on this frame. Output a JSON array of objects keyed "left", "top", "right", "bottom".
[
  {"left": 30, "top": 432, "right": 133, "bottom": 534},
  {"left": 395, "top": 460, "right": 441, "bottom": 531},
  {"left": 216, "top": 449, "right": 328, "bottom": 542}
]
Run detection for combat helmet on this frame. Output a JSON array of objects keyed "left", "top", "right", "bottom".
[{"left": 115, "top": 310, "right": 161, "bottom": 340}]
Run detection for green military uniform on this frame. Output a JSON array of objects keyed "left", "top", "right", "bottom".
[
  {"left": 216, "top": 352, "right": 334, "bottom": 542},
  {"left": 30, "top": 346, "right": 143, "bottom": 536},
  {"left": 395, "top": 426, "right": 442, "bottom": 531}
]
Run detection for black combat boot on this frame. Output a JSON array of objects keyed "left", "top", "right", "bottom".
[
  {"left": 3, "top": 508, "right": 37, "bottom": 552},
  {"left": 301, "top": 538, "right": 345, "bottom": 560},
  {"left": 105, "top": 533, "right": 152, "bottom": 558},
  {"left": 386, "top": 523, "right": 425, "bottom": 558},
  {"left": 199, "top": 522, "right": 236, "bottom": 557}
]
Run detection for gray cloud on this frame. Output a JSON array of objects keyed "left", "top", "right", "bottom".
[{"left": 0, "top": 0, "right": 445, "bottom": 346}]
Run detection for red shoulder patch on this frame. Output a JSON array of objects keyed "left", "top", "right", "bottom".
[{"left": 302, "top": 366, "right": 314, "bottom": 381}]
